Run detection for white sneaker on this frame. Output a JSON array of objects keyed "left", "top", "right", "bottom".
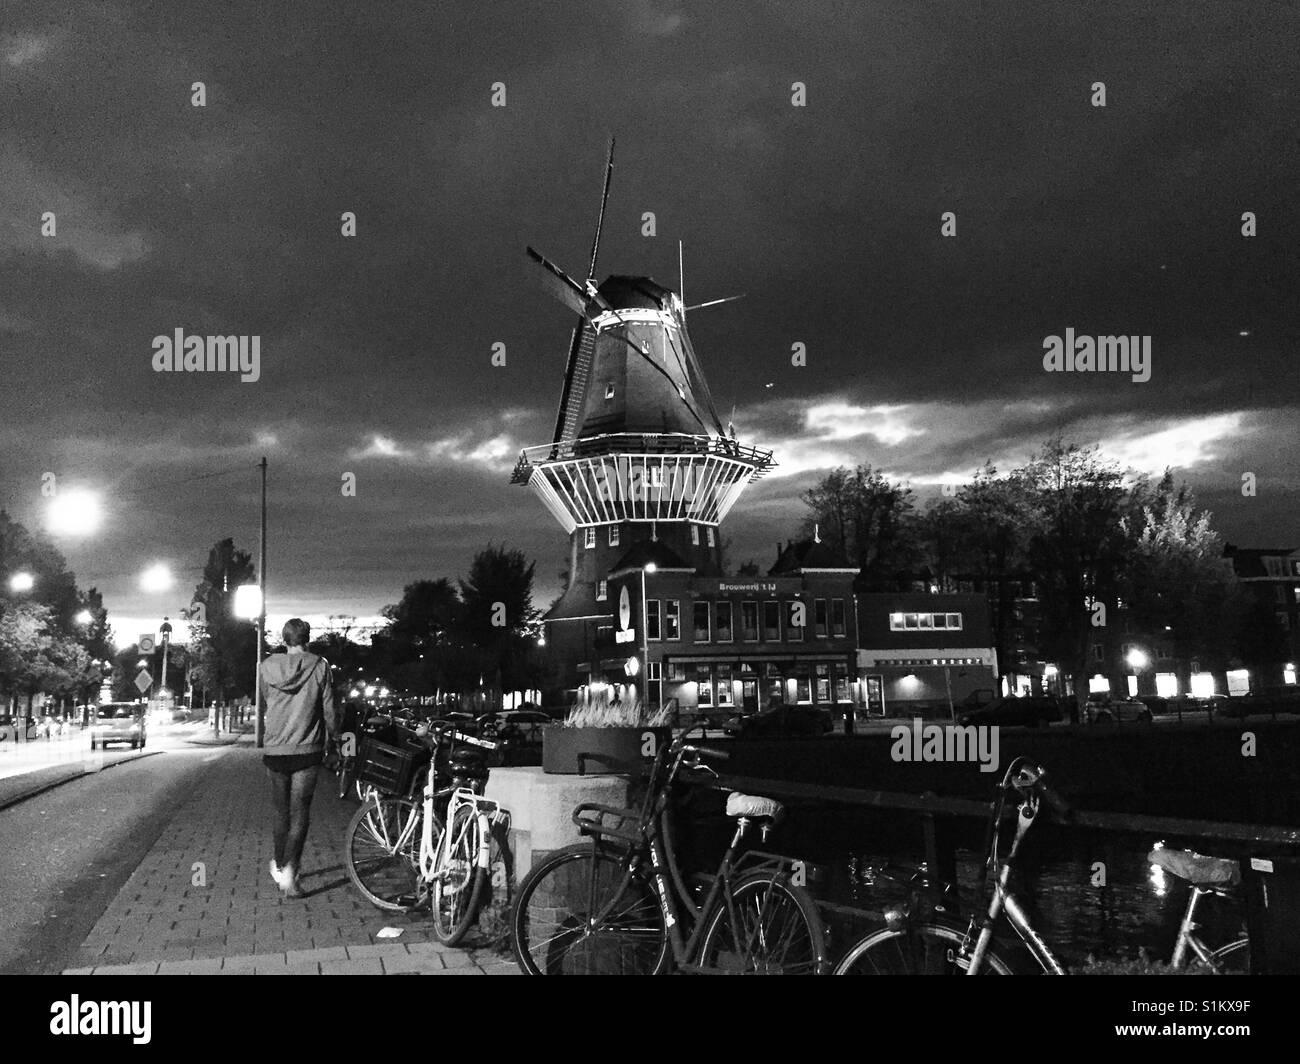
[{"left": 269, "top": 860, "right": 290, "bottom": 888}]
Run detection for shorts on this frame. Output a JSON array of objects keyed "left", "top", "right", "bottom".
[{"left": 263, "top": 751, "right": 324, "bottom": 774}]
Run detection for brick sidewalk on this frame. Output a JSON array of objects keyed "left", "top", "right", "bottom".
[{"left": 63, "top": 741, "right": 517, "bottom": 975}]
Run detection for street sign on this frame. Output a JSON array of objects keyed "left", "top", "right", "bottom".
[
  {"left": 135, "top": 669, "right": 153, "bottom": 694},
  {"left": 139, "top": 634, "right": 156, "bottom": 653}
]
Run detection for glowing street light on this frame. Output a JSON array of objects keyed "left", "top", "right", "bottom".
[
  {"left": 140, "top": 564, "right": 174, "bottom": 593},
  {"left": 47, "top": 489, "right": 103, "bottom": 537},
  {"left": 1125, "top": 648, "right": 1149, "bottom": 669},
  {"left": 233, "top": 584, "right": 262, "bottom": 620},
  {"left": 9, "top": 571, "right": 35, "bottom": 593},
  {"left": 75, "top": 609, "right": 94, "bottom": 625}
]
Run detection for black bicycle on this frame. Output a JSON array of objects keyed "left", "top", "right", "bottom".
[{"left": 510, "top": 730, "right": 827, "bottom": 975}]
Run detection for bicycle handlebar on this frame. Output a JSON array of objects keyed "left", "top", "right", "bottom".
[{"left": 683, "top": 744, "right": 730, "bottom": 763}]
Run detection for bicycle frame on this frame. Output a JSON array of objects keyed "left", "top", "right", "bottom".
[{"left": 580, "top": 740, "right": 804, "bottom": 973}]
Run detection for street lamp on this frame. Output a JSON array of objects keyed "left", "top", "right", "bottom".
[
  {"left": 641, "top": 562, "right": 656, "bottom": 713},
  {"left": 9, "top": 572, "right": 35, "bottom": 593},
  {"left": 46, "top": 489, "right": 103, "bottom": 537},
  {"left": 75, "top": 609, "right": 94, "bottom": 625},
  {"left": 1126, "top": 647, "right": 1149, "bottom": 698},
  {"left": 140, "top": 564, "right": 173, "bottom": 593}
]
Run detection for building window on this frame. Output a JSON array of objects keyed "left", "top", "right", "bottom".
[
  {"left": 706, "top": 527, "right": 715, "bottom": 547},
  {"left": 1092, "top": 645, "right": 1104, "bottom": 662},
  {"left": 667, "top": 661, "right": 685, "bottom": 682},
  {"left": 646, "top": 600, "right": 661, "bottom": 641},
  {"left": 787, "top": 601, "right": 804, "bottom": 641},
  {"left": 815, "top": 664, "right": 831, "bottom": 703},
  {"left": 696, "top": 664, "right": 713, "bottom": 706},
  {"left": 647, "top": 661, "right": 661, "bottom": 680},
  {"left": 693, "top": 601, "right": 711, "bottom": 642},
  {"left": 665, "top": 600, "right": 680, "bottom": 640},
  {"left": 716, "top": 601, "right": 733, "bottom": 643},
  {"left": 596, "top": 580, "right": 608, "bottom": 602},
  {"left": 796, "top": 669, "right": 812, "bottom": 704},
  {"left": 742, "top": 601, "right": 759, "bottom": 641},
  {"left": 889, "top": 611, "right": 962, "bottom": 631},
  {"left": 831, "top": 598, "right": 846, "bottom": 637},
  {"left": 608, "top": 526, "right": 619, "bottom": 547},
  {"left": 604, "top": 382, "right": 615, "bottom": 400},
  {"left": 762, "top": 601, "right": 781, "bottom": 641},
  {"left": 716, "top": 664, "right": 734, "bottom": 706},
  {"left": 834, "top": 667, "right": 850, "bottom": 703},
  {"left": 691, "top": 525, "right": 700, "bottom": 545},
  {"left": 584, "top": 527, "right": 596, "bottom": 549},
  {"left": 814, "top": 599, "right": 828, "bottom": 638}
]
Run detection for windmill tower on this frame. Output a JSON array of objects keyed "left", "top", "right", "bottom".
[{"left": 511, "top": 140, "right": 775, "bottom": 640}]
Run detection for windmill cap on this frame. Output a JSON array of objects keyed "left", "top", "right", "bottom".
[{"left": 596, "top": 275, "right": 678, "bottom": 311}]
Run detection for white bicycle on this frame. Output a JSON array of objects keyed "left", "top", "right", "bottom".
[{"left": 344, "top": 721, "right": 508, "bottom": 946}]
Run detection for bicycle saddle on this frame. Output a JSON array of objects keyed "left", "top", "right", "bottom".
[
  {"left": 725, "top": 792, "right": 783, "bottom": 821},
  {"left": 1148, "top": 847, "right": 1240, "bottom": 887}
]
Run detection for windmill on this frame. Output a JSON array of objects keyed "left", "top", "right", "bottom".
[{"left": 511, "top": 140, "right": 775, "bottom": 618}]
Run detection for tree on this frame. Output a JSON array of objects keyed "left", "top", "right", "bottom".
[
  {"left": 799, "top": 465, "right": 919, "bottom": 589},
  {"left": 187, "top": 539, "right": 259, "bottom": 700},
  {"left": 458, "top": 546, "right": 541, "bottom": 703},
  {"left": 1019, "top": 438, "right": 1130, "bottom": 717}
]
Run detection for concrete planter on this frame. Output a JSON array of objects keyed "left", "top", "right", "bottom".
[{"left": 541, "top": 725, "right": 671, "bottom": 775}]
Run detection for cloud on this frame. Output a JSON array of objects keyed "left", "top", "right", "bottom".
[
  {"left": 621, "top": 0, "right": 685, "bottom": 37},
  {"left": 2, "top": 31, "right": 57, "bottom": 67},
  {"left": 350, "top": 427, "right": 517, "bottom": 471}
]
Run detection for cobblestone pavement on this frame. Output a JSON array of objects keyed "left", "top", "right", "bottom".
[{"left": 63, "top": 738, "right": 517, "bottom": 975}]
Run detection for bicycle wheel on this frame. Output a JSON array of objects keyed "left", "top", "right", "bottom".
[
  {"left": 336, "top": 757, "right": 354, "bottom": 800},
  {"left": 833, "top": 921, "right": 1015, "bottom": 974},
  {"left": 431, "top": 804, "right": 487, "bottom": 945},
  {"left": 511, "top": 842, "right": 670, "bottom": 975},
  {"left": 344, "top": 796, "right": 430, "bottom": 911},
  {"left": 1191, "top": 936, "right": 1250, "bottom": 974},
  {"left": 695, "top": 870, "right": 827, "bottom": 974}
]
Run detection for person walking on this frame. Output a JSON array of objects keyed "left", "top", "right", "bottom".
[{"left": 259, "top": 618, "right": 338, "bottom": 898}]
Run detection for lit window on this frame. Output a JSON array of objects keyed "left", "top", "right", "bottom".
[
  {"left": 815, "top": 664, "right": 831, "bottom": 703},
  {"left": 691, "top": 525, "right": 700, "bottom": 545},
  {"left": 706, "top": 527, "right": 715, "bottom": 547},
  {"left": 604, "top": 382, "right": 615, "bottom": 400},
  {"left": 596, "top": 580, "right": 607, "bottom": 602},
  {"left": 608, "top": 526, "right": 619, "bottom": 547},
  {"left": 796, "top": 671, "right": 812, "bottom": 704},
  {"left": 665, "top": 600, "right": 680, "bottom": 640},
  {"left": 584, "top": 527, "right": 596, "bottom": 549},
  {"left": 696, "top": 664, "right": 713, "bottom": 706},
  {"left": 716, "top": 664, "right": 733, "bottom": 706}
]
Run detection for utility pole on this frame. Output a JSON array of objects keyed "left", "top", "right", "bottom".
[{"left": 255, "top": 456, "right": 267, "bottom": 748}]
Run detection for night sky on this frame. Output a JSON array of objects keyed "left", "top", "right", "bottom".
[{"left": 2, "top": 1, "right": 1297, "bottom": 642}]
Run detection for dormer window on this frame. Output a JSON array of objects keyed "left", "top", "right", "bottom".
[
  {"left": 596, "top": 580, "right": 608, "bottom": 601},
  {"left": 584, "top": 527, "right": 596, "bottom": 549}
]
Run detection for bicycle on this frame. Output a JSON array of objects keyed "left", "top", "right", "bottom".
[
  {"left": 833, "top": 756, "right": 1250, "bottom": 975},
  {"left": 510, "top": 730, "right": 828, "bottom": 975},
  {"left": 343, "top": 720, "right": 507, "bottom": 946}
]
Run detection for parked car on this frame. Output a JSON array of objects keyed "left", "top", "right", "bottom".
[
  {"left": 1218, "top": 687, "right": 1300, "bottom": 719},
  {"left": 957, "top": 696, "right": 1063, "bottom": 728},
  {"left": 90, "top": 703, "right": 148, "bottom": 749},
  {"left": 1137, "top": 695, "right": 1226, "bottom": 718},
  {"left": 723, "top": 704, "right": 832, "bottom": 739},
  {"left": 476, "top": 710, "right": 552, "bottom": 745},
  {"left": 1083, "top": 697, "right": 1153, "bottom": 724}
]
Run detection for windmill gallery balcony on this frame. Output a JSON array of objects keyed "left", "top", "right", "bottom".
[{"left": 511, "top": 433, "right": 774, "bottom": 531}]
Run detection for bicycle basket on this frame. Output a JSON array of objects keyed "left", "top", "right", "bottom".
[{"left": 354, "top": 734, "right": 428, "bottom": 795}]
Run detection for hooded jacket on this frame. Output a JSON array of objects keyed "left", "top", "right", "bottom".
[{"left": 259, "top": 650, "right": 338, "bottom": 757}]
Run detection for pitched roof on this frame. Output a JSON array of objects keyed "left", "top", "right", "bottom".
[
  {"left": 608, "top": 538, "right": 694, "bottom": 575},
  {"left": 768, "top": 537, "right": 857, "bottom": 575}
]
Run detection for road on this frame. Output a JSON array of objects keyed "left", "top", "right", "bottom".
[{"left": 0, "top": 727, "right": 229, "bottom": 974}]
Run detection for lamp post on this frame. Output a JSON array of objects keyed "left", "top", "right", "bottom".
[{"left": 641, "top": 562, "right": 656, "bottom": 713}]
